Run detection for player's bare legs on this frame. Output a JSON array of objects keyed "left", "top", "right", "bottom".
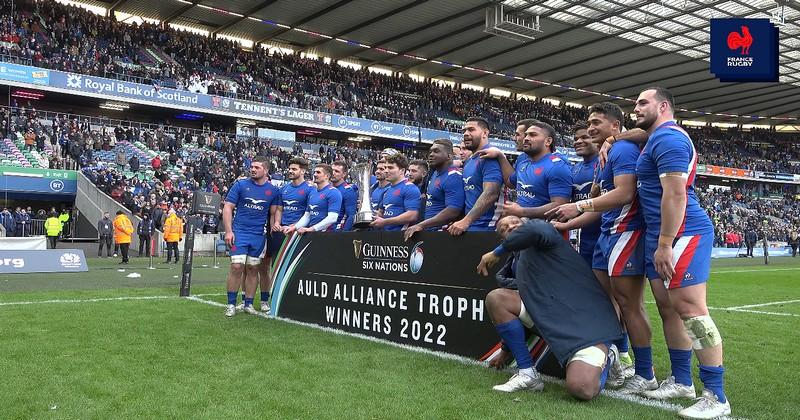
[{"left": 258, "top": 257, "right": 273, "bottom": 313}]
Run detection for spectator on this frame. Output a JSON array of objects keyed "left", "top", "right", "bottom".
[
  {"left": 1, "top": 207, "right": 16, "bottom": 236},
  {"left": 789, "top": 231, "right": 799, "bottom": 258},
  {"left": 14, "top": 208, "right": 30, "bottom": 237},
  {"left": 129, "top": 155, "right": 140, "bottom": 173},
  {"left": 137, "top": 213, "right": 154, "bottom": 257},
  {"left": 97, "top": 212, "right": 114, "bottom": 257},
  {"left": 745, "top": 229, "right": 758, "bottom": 258},
  {"left": 116, "top": 147, "right": 127, "bottom": 171}
]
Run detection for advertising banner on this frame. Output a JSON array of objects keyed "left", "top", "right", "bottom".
[
  {"left": 701, "top": 165, "right": 753, "bottom": 178},
  {"left": 0, "top": 249, "right": 88, "bottom": 273},
  {"left": 756, "top": 171, "right": 796, "bottom": 182},
  {"left": 0, "top": 166, "right": 78, "bottom": 195},
  {"left": 711, "top": 247, "right": 791, "bottom": 258},
  {"left": 0, "top": 62, "right": 49, "bottom": 85},
  {"left": 268, "top": 231, "right": 564, "bottom": 377},
  {"left": 0, "top": 236, "right": 47, "bottom": 250},
  {"left": 3, "top": 62, "right": 518, "bottom": 153}
]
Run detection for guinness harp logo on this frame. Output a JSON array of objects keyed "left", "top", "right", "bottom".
[
  {"left": 352, "top": 240, "right": 362, "bottom": 259},
  {"left": 203, "top": 195, "right": 212, "bottom": 205}
]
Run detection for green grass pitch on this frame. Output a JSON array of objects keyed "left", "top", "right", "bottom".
[{"left": 1, "top": 256, "right": 797, "bottom": 419}]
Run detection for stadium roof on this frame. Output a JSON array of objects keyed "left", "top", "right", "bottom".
[{"left": 80, "top": 0, "right": 800, "bottom": 123}]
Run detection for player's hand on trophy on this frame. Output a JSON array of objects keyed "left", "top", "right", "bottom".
[
  {"left": 296, "top": 227, "right": 314, "bottom": 235},
  {"left": 477, "top": 251, "right": 500, "bottom": 276},
  {"left": 282, "top": 225, "right": 296, "bottom": 234},
  {"left": 370, "top": 216, "right": 387, "bottom": 229},
  {"left": 271, "top": 223, "right": 283, "bottom": 233},
  {"left": 404, "top": 224, "right": 422, "bottom": 241}
]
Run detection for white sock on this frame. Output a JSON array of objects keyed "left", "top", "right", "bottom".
[{"left": 519, "top": 367, "right": 536, "bottom": 378}]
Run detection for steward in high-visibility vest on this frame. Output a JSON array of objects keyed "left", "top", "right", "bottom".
[{"left": 45, "top": 212, "right": 62, "bottom": 249}]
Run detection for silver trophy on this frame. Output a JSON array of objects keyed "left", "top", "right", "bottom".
[{"left": 352, "top": 162, "right": 375, "bottom": 229}]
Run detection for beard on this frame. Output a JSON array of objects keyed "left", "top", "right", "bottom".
[{"left": 635, "top": 113, "right": 657, "bottom": 131}]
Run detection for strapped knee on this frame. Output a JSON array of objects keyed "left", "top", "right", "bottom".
[
  {"left": 683, "top": 315, "right": 722, "bottom": 350},
  {"left": 568, "top": 346, "right": 607, "bottom": 369}
]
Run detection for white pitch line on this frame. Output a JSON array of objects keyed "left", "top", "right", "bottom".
[
  {"left": 185, "top": 296, "right": 744, "bottom": 419},
  {"left": 644, "top": 301, "right": 799, "bottom": 318},
  {"left": 0, "top": 293, "right": 225, "bottom": 307},
  {"left": 726, "top": 299, "right": 800, "bottom": 310},
  {"left": 711, "top": 267, "right": 800, "bottom": 274},
  {"left": 0, "top": 295, "right": 176, "bottom": 306},
  {"left": 723, "top": 308, "right": 800, "bottom": 317}
]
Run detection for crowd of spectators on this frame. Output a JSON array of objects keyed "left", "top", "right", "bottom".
[
  {"left": 3, "top": 0, "right": 800, "bottom": 247},
  {"left": 0, "top": 0, "right": 595, "bottom": 139},
  {"left": 697, "top": 181, "right": 799, "bottom": 246}
]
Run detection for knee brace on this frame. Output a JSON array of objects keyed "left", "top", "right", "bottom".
[
  {"left": 245, "top": 256, "right": 261, "bottom": 266},
  {"left": 683, "top": 315, "right": 722, "bottom": 350},
  {"left": 230, "top": 255, "right": 247, "bottom": 265},
  {"left": 568, "top": 346, "right": 607, "bottom": 368}
]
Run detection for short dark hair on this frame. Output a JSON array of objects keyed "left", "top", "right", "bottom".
[
  {"left": 251, "top": 155, "right": 270, "bottom": 169},
  {"left": 644, "top": 86, "right": 675, "bottom": 111},
  {"left": 409, "top": 160, "right": 428, "bottom": 173},
  {"left": 433, "top": 139, "right": 454, "bottom": 157},
  {"left": 528, "top": 120, "right": 557, "bottom": 151},
  {"left": 315, "top": 164, "right": 333, "bottom": 177},
  {"left": 288, "top": 157, "right": 309, "bottom": 170},
  {"left": 466, "top": 116, "right": 489, "bottom": 131},
  {"left": 572, "top": 121, "right": 589, "bottom": 133},
  {"left": 517, "top": 119, "right": 538, "bottom": 132},
  {"left": 331, "top": 160, "right": 348, "bottom": 173},
  {"left": 588, "top": 102, "right": 625, "bottom": 125},
  {"left": 432, "top": 138, "right": 453, "bottom": 151},
  {"left": 384, "top": 153, "right": 409, "bottom": 170},
  {"left": 116, "top": 210, "right": 124, "bottom": 215}
]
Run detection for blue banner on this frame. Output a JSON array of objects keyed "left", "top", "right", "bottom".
[
  {"left": 0, "top": 168, "right": 77, "bottom": 195},
  {"left": 0, "top": 249, "right": 88, "bottom": 274},
  {"left": 0, "top": 62, "right": 49, "bottom": 85},
  {"left": 1, "top": 62, "right": 519, "bottom": 153}
]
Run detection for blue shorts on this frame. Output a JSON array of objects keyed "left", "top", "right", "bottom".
[
  {"left": 592, "top": 230, "right": 645, "bottom": 276},
  {"left": 645, "top": 231, "right": 712, "bottom": 289},
  {"left": 230, "top": 232, "right": 266, "bottom": 258}
]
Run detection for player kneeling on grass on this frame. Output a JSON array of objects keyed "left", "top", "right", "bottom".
[{"left": 477, "top": 216, "right": 623, "bottom": 400}]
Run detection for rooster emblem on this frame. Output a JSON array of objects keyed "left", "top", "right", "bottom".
[{"left": 727, "top": 25, "right": 752, "bottom": 55}]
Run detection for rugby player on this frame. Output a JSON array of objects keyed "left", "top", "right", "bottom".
[
  {"left": 478, "top": 216, "right": 623, "bottom": 400},
  {"left": 370, "top": 160, "right": 390, "bottom": 213},
  {"left": 371, "top": 153, "right": 420, "bottom": 231},
  {"left": 265, "top": 157, "right": 312, "bottom": 313},
  {"left": 404, "top": 139, "right": 465, "bottom": 239},
  {"left": 222, "top": 156, "right": 280, "bottom": 317},
  {"left": 331, "top": 160, "right": 358, "bottom": 232},
  {"left": 447, "top": 117, "right": 503, "bottom": 235},
  {"left": 294, "top": 164, "right": 342, "bottom": 234},
  {"left": 633, "top": 87, "right": 730, "bottom": 418},
  {"left": 549, "top": 103, "right": 652, "bottom": 391}
]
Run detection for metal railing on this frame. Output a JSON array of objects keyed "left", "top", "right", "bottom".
[
  {"left": 2, "top": 105, "right": 234, "bottom": 141},
  {"left": 0, "top": 53, "right": 31, "bottom": 66}
]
